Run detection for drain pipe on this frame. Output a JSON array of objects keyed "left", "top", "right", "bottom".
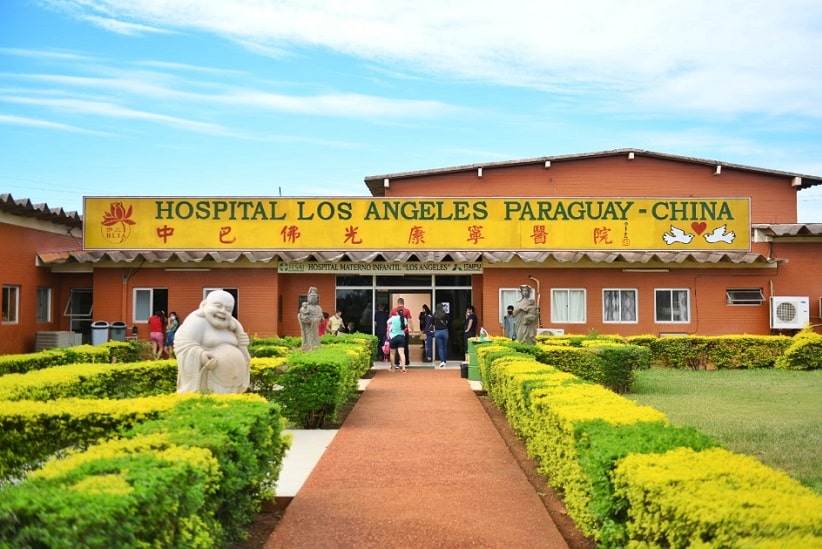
[{"left": 528, "top": 275, "right": 542, "bottom": 328}]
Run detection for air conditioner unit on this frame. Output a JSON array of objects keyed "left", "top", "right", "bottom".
[
  {"left": 769, "top": 297, "right": 810, "bottom": 330},
  {"left": 537, "top": 328, "right": 565, "bottom": 336}
]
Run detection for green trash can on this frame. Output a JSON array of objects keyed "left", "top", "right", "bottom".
[
  {"left": 466, "top": 337, "right": 491, "bottom": 381},
  {"left": 110, "top": 321, "right": 127, "bottom": 342}
]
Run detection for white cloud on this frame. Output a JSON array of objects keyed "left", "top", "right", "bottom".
[
  {"left": 8, "top": 69, "right": 457, "bottom": 120},
  {"left": 0, "top": 113, "right": 104, "bottom": 133},
  {"left": 1, "top": 96, "right": 229, "bottom": 134},
  {"left": 82, "top": 15, "right": 170, "bottom": 36},
  {"left": 36, "top": 0, "right": 822, "bottom": 119}
]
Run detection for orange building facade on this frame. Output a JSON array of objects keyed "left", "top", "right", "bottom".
[{"left": 2, "top": 149, "right": 821, "bottom": 356}]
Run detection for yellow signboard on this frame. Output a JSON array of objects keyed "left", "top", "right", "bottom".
[{"left": 83, "top": 197, "right": 751, "bottom": 252}]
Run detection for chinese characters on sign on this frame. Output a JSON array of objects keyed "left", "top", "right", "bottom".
[{"left": 84, "top": 197, "right": 751, "bottom": 252}]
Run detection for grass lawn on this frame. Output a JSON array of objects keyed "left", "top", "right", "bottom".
[{"left": 625, "top": 368, "right": 822, "bottom": 494}]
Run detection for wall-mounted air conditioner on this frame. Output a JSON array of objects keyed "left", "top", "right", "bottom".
[
  {"left": 537, "top": 328, "right": 565, "bottom": 336},
  {"left": 769, "top": 297, "right": 810, "bottom": 330}
]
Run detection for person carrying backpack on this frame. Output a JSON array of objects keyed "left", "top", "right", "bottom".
[
  {"left": 389, "top": 298, "right": 414, "bottom": 368},
  {"left": 388, "top": 306, "right": 409, "bottom": 372}
]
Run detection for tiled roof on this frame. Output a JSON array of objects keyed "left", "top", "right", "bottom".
[
  {"left": 36, "top": 249, "right": 773, "bottom": 266},
  {"left": 752, "top": 223, "right": 822, "bottom": 237},
  {"left": 0, "top": 193, "right": 83, "bottom": 228}
]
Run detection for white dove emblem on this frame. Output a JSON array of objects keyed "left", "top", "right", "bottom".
[
  {"left": 703, "top": 225, "right": 736, "bottom": 244},
  {"left": 662, "top": 225, "right": 695, "bottom": 245}
]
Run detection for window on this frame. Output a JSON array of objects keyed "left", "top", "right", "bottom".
[
  {"left": 134, "top": 288, "right": 168, "bottom": 322},
  {"left": 551, "top": 288, "right": 586, "bottom": 323},
  {"left": 655, "top": 289, "right": 690, "bottom": 323},
  {"left": 64, "top": 288, "right": 93, "bottom": 318},
  {"left": 603, "top": 289, "right": 638, "bottom": 323},
  {"left": 2, "top": 285, "right": 20, "bottom": 324},
  {"left": 499, "top": 287, "right": 521, "bottom": 321},
  {"left": 36, "top": 287, "right": 52, "bottom": 323},
  {"left": 726, "top": 288, "right": 765, "bottom": 305}
]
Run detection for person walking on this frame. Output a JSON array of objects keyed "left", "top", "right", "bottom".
[
  {"left": 163, "top": 311, "right": 179, "bottom": 358},
  {"left": 374, "top": 303, "right": 389, "bottom": 361},
  {"left": 387, "top": 306, "right": 408, "bottom": 372},
  {"left": 432, "top": 303, "right": 449, "bottom": 367},
  {"left": 420, "top": 304, "right": 433, "bottom": 362},
  {"left": 463, "top": 305, "right": 477, "bottom": 359},
  {"left": 390, "top": 298, "right": 414, "bottom": 367},
  {"left": 148, "top": 310, "right": 165, "bottom": 360}
]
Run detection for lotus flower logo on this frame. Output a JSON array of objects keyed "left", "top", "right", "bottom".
[{"left": 100, "top": 201, "right": 136, "bottom": 243}]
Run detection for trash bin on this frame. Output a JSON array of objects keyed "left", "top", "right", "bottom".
[
  {"left": 110, "top": 321, "right": 127, "bottom": 342},
  {"left": 90, "top": 321, "right": 110, "bottom": 345},
  {"left": 460, "top": 362, "right": 469, "bottom": 379}
]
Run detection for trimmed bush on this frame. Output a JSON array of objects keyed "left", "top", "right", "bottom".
[
  {"left": 775, "top": 328, "right": 822, "bottom": 370},
  {"left": 0, "top": 434, "right": 222, "bottom": 549},
  {"left": 612, "top": 447, "right": 822, "bottom": 547},
  {"left": 0, "top": 395, "right": 182, "bottom": 480},
  {"left": 273, "top": 346, "right": 358, "bottom": 428}
]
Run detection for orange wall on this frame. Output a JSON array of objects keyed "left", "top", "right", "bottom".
[
  {"left": 0, "top": 222, "right": 89, "bottom": 354},
  {"left": 93, "top": 267, "right": 286, "bottom": 341},
  {"left": 278, "top": 274, "right": 337, "bottom": 337},
  {"left": 90, "top": 267, "right": 344, "bottom": 343},
  {"left": 477, "top": 265, "right": 790, "bottom": 337},
  {"left": 387, "top": 156, "right": 798, "bottom": 223}
]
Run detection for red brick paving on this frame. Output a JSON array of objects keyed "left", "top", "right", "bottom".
[{"left": 264, "top": 369, "right": 569, "bottom": 548}]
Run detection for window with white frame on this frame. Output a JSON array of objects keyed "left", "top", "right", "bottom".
[
  {"left": 499, "top": 288, "right": 521, "bottom": 318},
  {"left": 2, "top": 285, "right": 20, "bottom": 324},
  {"left": 551, "top": 288, "right": 586, "bottom": 323},
  {"left": 36, "top": 287, "right": 52, "bottom": 323},
  {"left": 655, "top": 289, "right": 690, "bottom": 323},
  {"left": 204, "top": 287, "right": 239, "bottom": 318},
  {"left": 603, "top": 289, "right": 638, "bottom": 323},
  {"left": 133, "top": 288, "right": 169, "bottom": 322}
]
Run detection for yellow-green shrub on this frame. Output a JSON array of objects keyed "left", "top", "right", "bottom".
[
  {"left": 484, "top": 356, "right": 715, "bottom": 543},
  {"left": 0, "top": 394, "right": 186, "bottom": 479},
  {"left": 1, "top": 394, "right": 288, "bottom": 547},
  {"left": 706, "top": 335, "right": 793, "bottom": 369},
  {"left": 612, "top": 447, "right": 822, "bottom": 547},
  {"left": 0, "top": 433, "right": 222, "bottom": 548},
  {"left": 775, "top": 328, "right": 822, "bottom": 370}
]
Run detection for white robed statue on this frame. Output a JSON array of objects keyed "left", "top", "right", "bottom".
[{"left": 175, "top": 289, "right": 251, "bottom": 394}]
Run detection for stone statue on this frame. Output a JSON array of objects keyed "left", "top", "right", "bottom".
[
  {"left": 175, "top": 289, "right": 251, "bottom": 394},
  {"left": 512, "top": 284, "right": 538, "bottom": 345},
  {"left": 299, "top": 287, "right": 323, "bottom": 351}
]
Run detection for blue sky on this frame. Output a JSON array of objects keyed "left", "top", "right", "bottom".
[{"left": 2, "top": 0, "right": 822, "bottom": 222}]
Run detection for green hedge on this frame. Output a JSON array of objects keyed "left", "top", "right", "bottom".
[
  {"left": 0, "top": 357, "right": 288, "bottom": 402},
  {"left": 479, "top": 346, "right": 822, "bottom": 546},
  {"left": 0, "top": 395, "right": 181, "bottom": 480},
  {"left": 0, "top": 342, "right": 139, "bottom": 376},
  {"left": 626, "top": 334, "right": 793, "bottom": 370},
  {"left": 273, "top": 346, "right": 359, "bottom": 428},
  {"left": 775, "top": 328, "right": 822, "bottom": 370},
  {"left": 613, "top": 447, "right": 822, "bottom": 547},
  {"left": 0, "top": 395, "right": 287, "bottom": 548}
]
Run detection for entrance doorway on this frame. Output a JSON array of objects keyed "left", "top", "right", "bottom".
[{"left": 335, "top": 274, "right": 472, "bottom": 362}]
